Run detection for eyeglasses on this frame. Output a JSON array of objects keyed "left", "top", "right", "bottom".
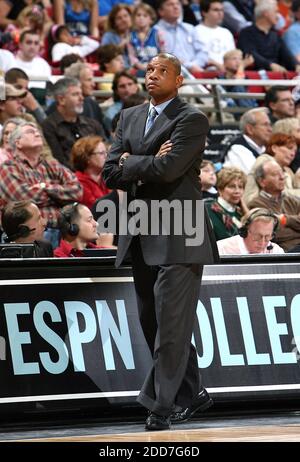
[
  {"left": 248, "top": 230, "right": 273, "bottom": 242},
  {"left": 92, "top": 151, "right": 107, "bottom": 156}
]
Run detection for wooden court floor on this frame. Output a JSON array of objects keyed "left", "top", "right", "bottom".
[{"left": 14, "top": 422, "right": 300, "bottom": 442}]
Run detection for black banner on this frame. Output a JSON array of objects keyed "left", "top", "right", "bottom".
[{"left": 1, "top": 261, "right": 300, "bottom": 407}]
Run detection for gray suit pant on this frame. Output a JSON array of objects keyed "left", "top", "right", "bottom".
[{"left": 130, "top": 237, "right": 203, "bottom": 416}]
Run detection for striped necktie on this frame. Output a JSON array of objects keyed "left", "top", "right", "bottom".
[{"left": 144, "top": 107, "right": 158, "bottom": 135}]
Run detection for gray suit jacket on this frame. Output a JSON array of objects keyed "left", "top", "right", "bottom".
[{"left": 102, "top": 96, "right": 219, "bottom": 266}]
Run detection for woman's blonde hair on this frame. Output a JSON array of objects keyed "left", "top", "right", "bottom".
[{"left": 216, "top": 167, "right": 247, "bottom": 191}]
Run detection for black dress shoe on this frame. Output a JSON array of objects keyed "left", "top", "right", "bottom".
[
  {"left": 145, "top": 412, "right": 171, "bottom": 431},
  {"left": 171, "top": 388, "right": 213, "bottom": 423}
]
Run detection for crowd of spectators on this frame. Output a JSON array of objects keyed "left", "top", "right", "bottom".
[{"left": 1, "top": 0, "right": 300, "bottom": 257}]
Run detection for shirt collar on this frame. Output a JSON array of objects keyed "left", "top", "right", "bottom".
[
  {"left": 149, "top": 98, "right": 174, "bottom": 116},
  {"left": 217, "top": 196, "right": 236, "bottom": 212},
  {"left": 243, "top": 135, "right": 265, "bottom": 154}
]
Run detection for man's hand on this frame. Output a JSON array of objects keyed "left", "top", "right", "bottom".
[
  {"left": 270, "top": 63, "right": 287, "bottom": 72},
  {"left": 118, "top": 152, "right": 131, "bottom": 168},
  {"left": 21, "top": 91, "right": 39, "bottom": 112},
  {"left": 155, "top": 140, "right": 172, "bottom": 158}
]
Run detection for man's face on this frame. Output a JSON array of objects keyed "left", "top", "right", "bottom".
[
  {"left": 60, "top": 85, "right": 84, "bottom": 114},
  {"left": 271, "top": 91, "right": 295, "bottom": 119},
  {"left": 16, "top": 125, "right": 43, "bottom": 151},
  {"left": 259, "top": 161, "right": 285, "bottom": 195},
  {"left": 21, "top": 203, "right": 47, "bottom": 242},
  {"left": 145, "top": 57, "right": 183, "bottom": 105},
  {"left": 80, "top": 67, "right": 94, "bottom": 97},
  {"left": 203, "top": 2, "right": 225, "bottom": 27},
  {"left": 19, "top": 33, "right": 40, "bottom": 60},
  {"left": 247, "top": 111, "right": 272, "bottom": 146},
  {"left": 77, "top": 205, "right": 99, "bottom": 242},
  {"left": 158, "top": 0, "right": 182, "bottom": 23},
  {"left": 0, "top": 96, "right": 24, "bottom": 117},
  {"left": 116, "top": 76, "right": 138, "bottom": 101},
  {"left": 264, "top": 3, "right": 278, "bottom": 27},
  {"left": 244, "top": 220, "right": 274, "bottom": 254}
]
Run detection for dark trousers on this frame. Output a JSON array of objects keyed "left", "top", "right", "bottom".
[{"left": 130, "top": 237, "right": 203, "bottom": 416}]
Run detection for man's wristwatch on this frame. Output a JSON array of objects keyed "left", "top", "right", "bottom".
[{"left": 119, "top": 155, "right": 128, "bottom": 169}]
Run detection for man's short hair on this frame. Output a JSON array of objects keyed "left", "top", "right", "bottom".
[
  {"left": 2, "top": 200, "right": 33, "bottom": 241},
  {"left": 265, "top": 86, "right": 291, "bottom": 108},
  {"left": 5, "top": 68, "right": 29, "bottom": 84},
  {"left": 239, "top": 107, "right": 269, "bottom": 133},
  {"left": 200, "top": 0, "right": 223, "bottom": 13},
  {"left": 64, "top": 62, "right": 89, "bottom": 80},
  {"left": 153, "top": 53, "right": 181, "bottom": 76},
  {"left": 254, "top": 0, "right": 277, "bottom": 19},
  {"left": 52, "top": 77, "right": 81, "bottom": 99},
  {"left": 19, "top": 29, "right": 40, "bottom": 43},
  {"left": 60, "top": 53, "right": 83, "bottom": 73}
]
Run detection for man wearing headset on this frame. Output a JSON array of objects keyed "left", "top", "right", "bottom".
[
  {"left": 2, "top": 200, "right": 53, "bottom": 257},
  {"left": 54, "top": 202, "right": 99, "bottom": 257},
  {"left": 217, "top": 208, "right": 285, "bottom": 255}
]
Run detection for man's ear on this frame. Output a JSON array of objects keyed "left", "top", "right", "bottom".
[
  {"left": 56, "top": 94, "right": 65, "bottom": 107},
  {"left": 176, "top": 74, "right": 184, "bottom": 89}
]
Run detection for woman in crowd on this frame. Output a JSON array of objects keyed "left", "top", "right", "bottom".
[
  {"left": 71, "top": 135, "right": 110, "bottom": 209},
  {"left": 101, "top": 4, "right": 133, "bottom": 68},
  {"left": 206, "top": 167, "right": 248, "bottom": 240},
  {"left": 244, "top": 133, "right": 300, "bottom": 204}
]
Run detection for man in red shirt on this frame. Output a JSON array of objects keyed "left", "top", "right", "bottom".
[{"left": 54, "top": 202, "right": 113, "bottom": 257}]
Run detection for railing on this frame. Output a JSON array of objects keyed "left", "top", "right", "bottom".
[{"left": 29, "top": 75, "right": 300, "bottom": 126}]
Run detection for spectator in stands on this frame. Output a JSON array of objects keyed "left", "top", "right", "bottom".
[
  {"left": 101, "top": 4, "right": 133, "bottom": 69},
  {"left": 42, "top": 77, "right": 106, "bottom": 168},
  {"left": 220, "top": 48, "right": 257, "bottom": 113},
  {"left": 273, "top": 117, "right": 300, "bottom": 173},
  {"left": 0, "top": 84, "right": 27, "bottom": 132},
  {"left": 237, "top": 0, "right": 297, "bottom": 72},
  {"left": 265, "top": 86, "right": 295, "bottom": 124},
  {"left": 156, "top": 0, "right": 207, "bottom": 73},
  {"left": 53, "top": 0, "right": 99, "bottom": 38},
  {"left": 5, "top": 68, "right": 46, "bottom": 125},
  {"left": 200, "top": 160, "right": 218, "bottom": 199},
  {"left": 102, "top": 71, "right": 139, "bottom": 133},
  {"left": 97, "top": 0, "right": 134, "bottom": 30},
  {"left": 0, "top": 0, "right": 51, "bottom": 29},
  {"left": 60, "top": 53, "right": 84, "bottom": 73},
  {"left": 71, "top": 135, "right": 110, "bottom": 209},
  {"left": 0, "top": 117, "right": 24, "bottom": 164},
  {"left": 64, "top": 62, "right": 106, "bottom": 126},
  {"left": 14, "top": 29, "right": 52, "bottom": 105},
  {"left": 0, "top": 49, "right": 16, "bottom": 72},
  {"left": 194, "top": 0, "right": 236, "bottom": 71},
  {"left": 48, "top": 24, "right": 99, "bottom": 63},
  {"left": 217, "top": 207, "right": 284, "bottom": 254},
  {"left": 222, "top": 0, "right": 254, "bottom": 34},
  {"left": 97, "top": 44, "right": 125, "bottom": 91},
  {"left": 248, "top": 158, "right": 300, "bottom": 251},
  {"left": 223, "top": 107, "right": 272, "bottom": 174},
  {"left": 2, "top": 200, "right": 53, "bottom": 257},
  {"left": 206, "top": 167, "right": 248, "bottom": 240},
  {"left": 130, "top": 3, "right": 165, "bottom": 76},
  {"left": 283, "top": 0, "right": 300, "bottom": 64},
  {"left": 0, "top": 121, "right": 83, "bottom": 248},
  {"left": 244, "top": 133, "right": 300, "bottom": 204},
  {"left": 54, "top": 202, "right": 113, "bottom": 257}
]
